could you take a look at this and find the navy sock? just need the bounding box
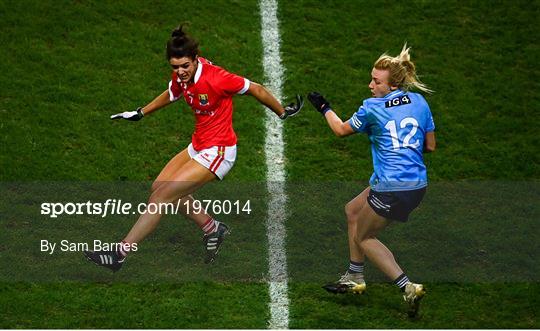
[394,273,410,292]
[348,260,364,274]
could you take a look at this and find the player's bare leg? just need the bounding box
[354,201,425,317]
[128,159,230,263]
[152,148,214,227]
[84,159,218,271]
[345,187,370,263]
[354,207,400,279]
[124,159,216,244]
[322,188,369,295]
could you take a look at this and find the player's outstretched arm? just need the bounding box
[307,92,354,137]
[110,90,172,121]
[246,82,303,120]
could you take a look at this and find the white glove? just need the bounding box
[111,107,144,121]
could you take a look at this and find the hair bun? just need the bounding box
[171,26,185,39]
[166,23,199,61]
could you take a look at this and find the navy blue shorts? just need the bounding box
[367,187,426,222]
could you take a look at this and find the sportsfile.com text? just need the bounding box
[40,199,252,218]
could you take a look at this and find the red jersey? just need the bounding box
[168,57,250,151]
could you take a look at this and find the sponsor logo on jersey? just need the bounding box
[194,109,215,116]
[385,95,411,108]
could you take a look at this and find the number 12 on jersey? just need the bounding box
[384,117,420,150]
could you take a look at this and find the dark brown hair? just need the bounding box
[166,24,199,60]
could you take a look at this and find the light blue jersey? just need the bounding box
[348,90,435,192]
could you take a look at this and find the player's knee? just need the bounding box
[147,192,161,206]
[353,234,364,248]
[345,202,358,224]
[357,237,372,250]
[151,180,165,193]
[148,188,171,205]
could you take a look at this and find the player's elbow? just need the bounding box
[333,123,353,137]
[334,128,348,137]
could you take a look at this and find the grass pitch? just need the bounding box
[1,0,539,328]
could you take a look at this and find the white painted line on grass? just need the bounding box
[259,0,290,329]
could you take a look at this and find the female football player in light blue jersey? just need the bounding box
[308,44,436,317]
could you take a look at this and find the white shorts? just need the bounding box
[188,143,237,180]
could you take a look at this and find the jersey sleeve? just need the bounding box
[425,107,435,132]
[213,67,250,96]
[348,102,369,133]
[416,93,435,132]
[168,73,183,102]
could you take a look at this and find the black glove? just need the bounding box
[307,92,331,115]
[279,94,304,120]
[110,107,144,121]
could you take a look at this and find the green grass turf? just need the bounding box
[288,282,539,329]
[0,0,268,181]
[0,282,269,328]
[1,0,539,328]
[280,0,540,180]
[284,182,539,328]
[0,0,271,328]
[279,0,539,328]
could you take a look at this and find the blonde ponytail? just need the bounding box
[374,44,432,94]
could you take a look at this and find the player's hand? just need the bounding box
[280,94,304,120]
[307,92,331,115]
[110,107,144,121]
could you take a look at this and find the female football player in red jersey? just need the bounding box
[85,24,302,269]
